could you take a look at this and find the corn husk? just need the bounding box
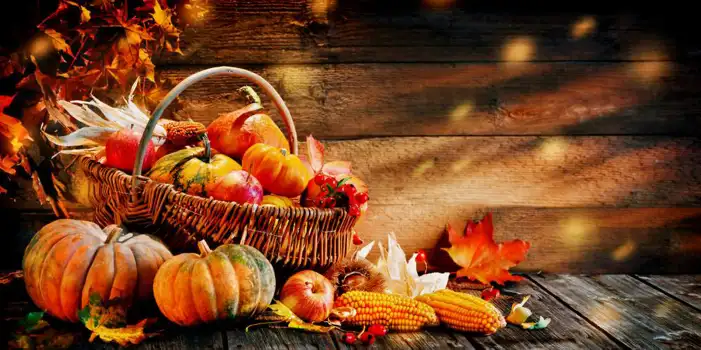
[354,232,449,297]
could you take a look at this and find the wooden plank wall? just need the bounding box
[2,1,701,273]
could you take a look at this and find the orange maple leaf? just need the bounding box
[442,212,530,285]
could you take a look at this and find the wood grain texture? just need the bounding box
[531,274,701,349]
[333,329,474,349]
[226,327,337,349]
[156,1,699,64]
[162,63,701,138]
[636,275,701,311]
[450,278,621,349]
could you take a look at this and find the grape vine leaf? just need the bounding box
[442,212,531,285]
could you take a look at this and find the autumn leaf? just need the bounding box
[9,311,77,349]
[0,270,23,285]
[306,135,324,173]
[79,5,91,23]
[442,212,531,285]
[138,49,156,83]
[248,301,335,333]
[79,293,157,346]
[1,95,32,158]
[43,30,73,56]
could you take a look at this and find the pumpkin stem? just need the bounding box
[198,239,213,257]
[200,133,212,163]
[104,225,124,244]
[237,86,262,106]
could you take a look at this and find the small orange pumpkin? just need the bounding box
[152,240,276,326]
[242,143,311,197]
[22,219,173,322]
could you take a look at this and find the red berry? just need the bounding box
[352,233,364,245]
[415,249,427,264]
[348,205,361,216]
[367,324,387,337]
[359,332,376,345]
[481,287,500,301]
[325,176,338,188]
[314,173,326,186]
[354,192,369,204]
[345,184,357,195]
[343,332,357,344]
[323,197,336,208]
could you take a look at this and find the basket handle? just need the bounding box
[130,66,299,201]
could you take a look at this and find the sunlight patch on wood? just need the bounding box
[571,16,597,39]
[561,216,598,246]
[502,37,536,62]
[611,241,636,261]
[539,137,568,162]
[450,101,473,122]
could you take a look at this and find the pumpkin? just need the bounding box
[22,219,173,322]
[207,87,289,159]
[153,240,276,326]
[148,135,241,197]
[242,143,311,197]
[261,194,295,207]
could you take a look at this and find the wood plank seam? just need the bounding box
[631,275,701,313]
[526,275,632,349]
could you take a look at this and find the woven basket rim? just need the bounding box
[79,155,351,217]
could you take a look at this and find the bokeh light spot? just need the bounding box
[502,37,535,62]
[571,16,597,39]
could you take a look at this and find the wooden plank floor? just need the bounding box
[2,274,700,349]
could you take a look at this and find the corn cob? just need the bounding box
[162,120,206,146]
[415,289,506,334]
[334,291,439,332]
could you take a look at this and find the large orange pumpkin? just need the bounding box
[242,143,311,197]
[152,240,276,326]
[22,219,173,322]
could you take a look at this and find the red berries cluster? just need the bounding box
[342,324,387,345]
[481,287,501,301]
[311,173,369,216]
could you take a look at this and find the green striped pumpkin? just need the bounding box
[147,145,240,197]
[152,240,276,326]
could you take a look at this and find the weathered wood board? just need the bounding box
[531,274,701,349]
[157,1,699,64]
[636,275,701,311]
[160,63,701,138]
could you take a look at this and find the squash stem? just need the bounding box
[198,240,213,257]
[200,133,212,163]
[237,86,262,105]
[104,225,124,244]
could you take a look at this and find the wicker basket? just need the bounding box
[77,66,358,271]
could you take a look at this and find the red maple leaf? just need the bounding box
[442,212,531,285]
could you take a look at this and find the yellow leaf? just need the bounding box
[268,300,300,322]
[79,6,91,23]
[288,319,334,333]
[44,29,73,56]
[138,49,155,83]
[86,318,157,347]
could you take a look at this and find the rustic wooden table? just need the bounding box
[2,274,700,349]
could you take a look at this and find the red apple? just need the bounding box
[104,128,156,172]
[205,170,264,204]
[280,270,335,323]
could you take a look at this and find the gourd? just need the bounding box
[22,219,173,322]
[152,240,276,326]
[261,194,295,207]
[242,143,311,197]
[147,134,241,197]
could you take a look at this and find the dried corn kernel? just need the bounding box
[415,289,506,335]
[334,291,439,332]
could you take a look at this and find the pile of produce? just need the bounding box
[46,84,370,216]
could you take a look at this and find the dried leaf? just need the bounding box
[79,293,157,346]
[442,213,531,285]
[306,135,324,173]
[43,29,73,56]
[288,319,334,333]
[268,300,300,322]
[323,160,352,176]
[79,5,91,23]
[0,270,24,285]
[522,316,551,330]
[9,311,77,349]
